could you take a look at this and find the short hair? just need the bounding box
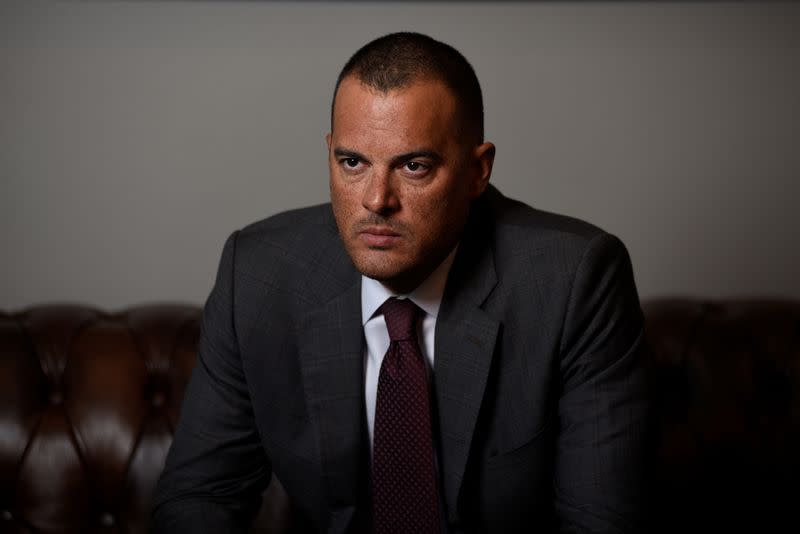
[332,32,484,143]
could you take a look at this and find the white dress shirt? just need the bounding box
[361,247,458,450]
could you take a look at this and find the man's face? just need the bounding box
[327,76,494,293]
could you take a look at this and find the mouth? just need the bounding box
[358,226,402,248]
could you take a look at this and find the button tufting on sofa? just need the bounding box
[2,300,799,533]
[99,512,114,527]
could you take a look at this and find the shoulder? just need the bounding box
[483,185,626,265]
[219,202,359,311]
[472,187,635,313]
[486,186,604,244]
[238,202,335,244]
[220,202,347,294]
[231,202,340,261]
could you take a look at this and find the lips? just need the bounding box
[358,226,401,248]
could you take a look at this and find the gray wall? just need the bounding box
[2,0,799,309]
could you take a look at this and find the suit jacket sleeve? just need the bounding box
[553,233,649,533]
[151,231,271,533]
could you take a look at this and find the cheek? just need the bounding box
[330,177,356,213]
[331,181,371,245]
[330,182,352,233]
[425,175,469,214]
[408,191,463,241]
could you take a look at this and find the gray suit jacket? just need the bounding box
[152,186,648,533]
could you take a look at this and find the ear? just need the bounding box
[469,142,496,198]
[325,133,332,153]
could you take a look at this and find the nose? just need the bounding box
[361,168,399,215]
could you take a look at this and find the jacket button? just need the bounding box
[100,513,114,527]
[2,510,12,521]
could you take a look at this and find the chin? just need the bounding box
[348,251,407,283]
[352,261,402,283]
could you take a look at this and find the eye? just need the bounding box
[400,160,431,178]
[338,157,365,173]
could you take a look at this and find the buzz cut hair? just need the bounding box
[332,32,485,143]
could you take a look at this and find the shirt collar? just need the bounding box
[361,245,458,325]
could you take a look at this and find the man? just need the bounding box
[152,32,648,533]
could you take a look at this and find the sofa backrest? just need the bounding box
[2,300,799,532]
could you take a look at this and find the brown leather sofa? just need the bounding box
[2,300,799,533]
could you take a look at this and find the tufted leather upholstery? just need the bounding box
[1,300,799,532]
[0,305,206,534]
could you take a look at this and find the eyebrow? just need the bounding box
[333,148,367,161]
[390,151,443,167]
[332,147,442,166]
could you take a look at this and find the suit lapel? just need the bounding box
[435,200,500,521]
[295,197,501,527]
[297,216,365,533]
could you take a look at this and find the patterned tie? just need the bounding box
[371,297,441,534]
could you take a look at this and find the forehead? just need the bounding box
[331,77,459,149]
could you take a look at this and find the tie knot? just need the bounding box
[380,297,421,342]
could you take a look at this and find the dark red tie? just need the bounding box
[371,297,441,534]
